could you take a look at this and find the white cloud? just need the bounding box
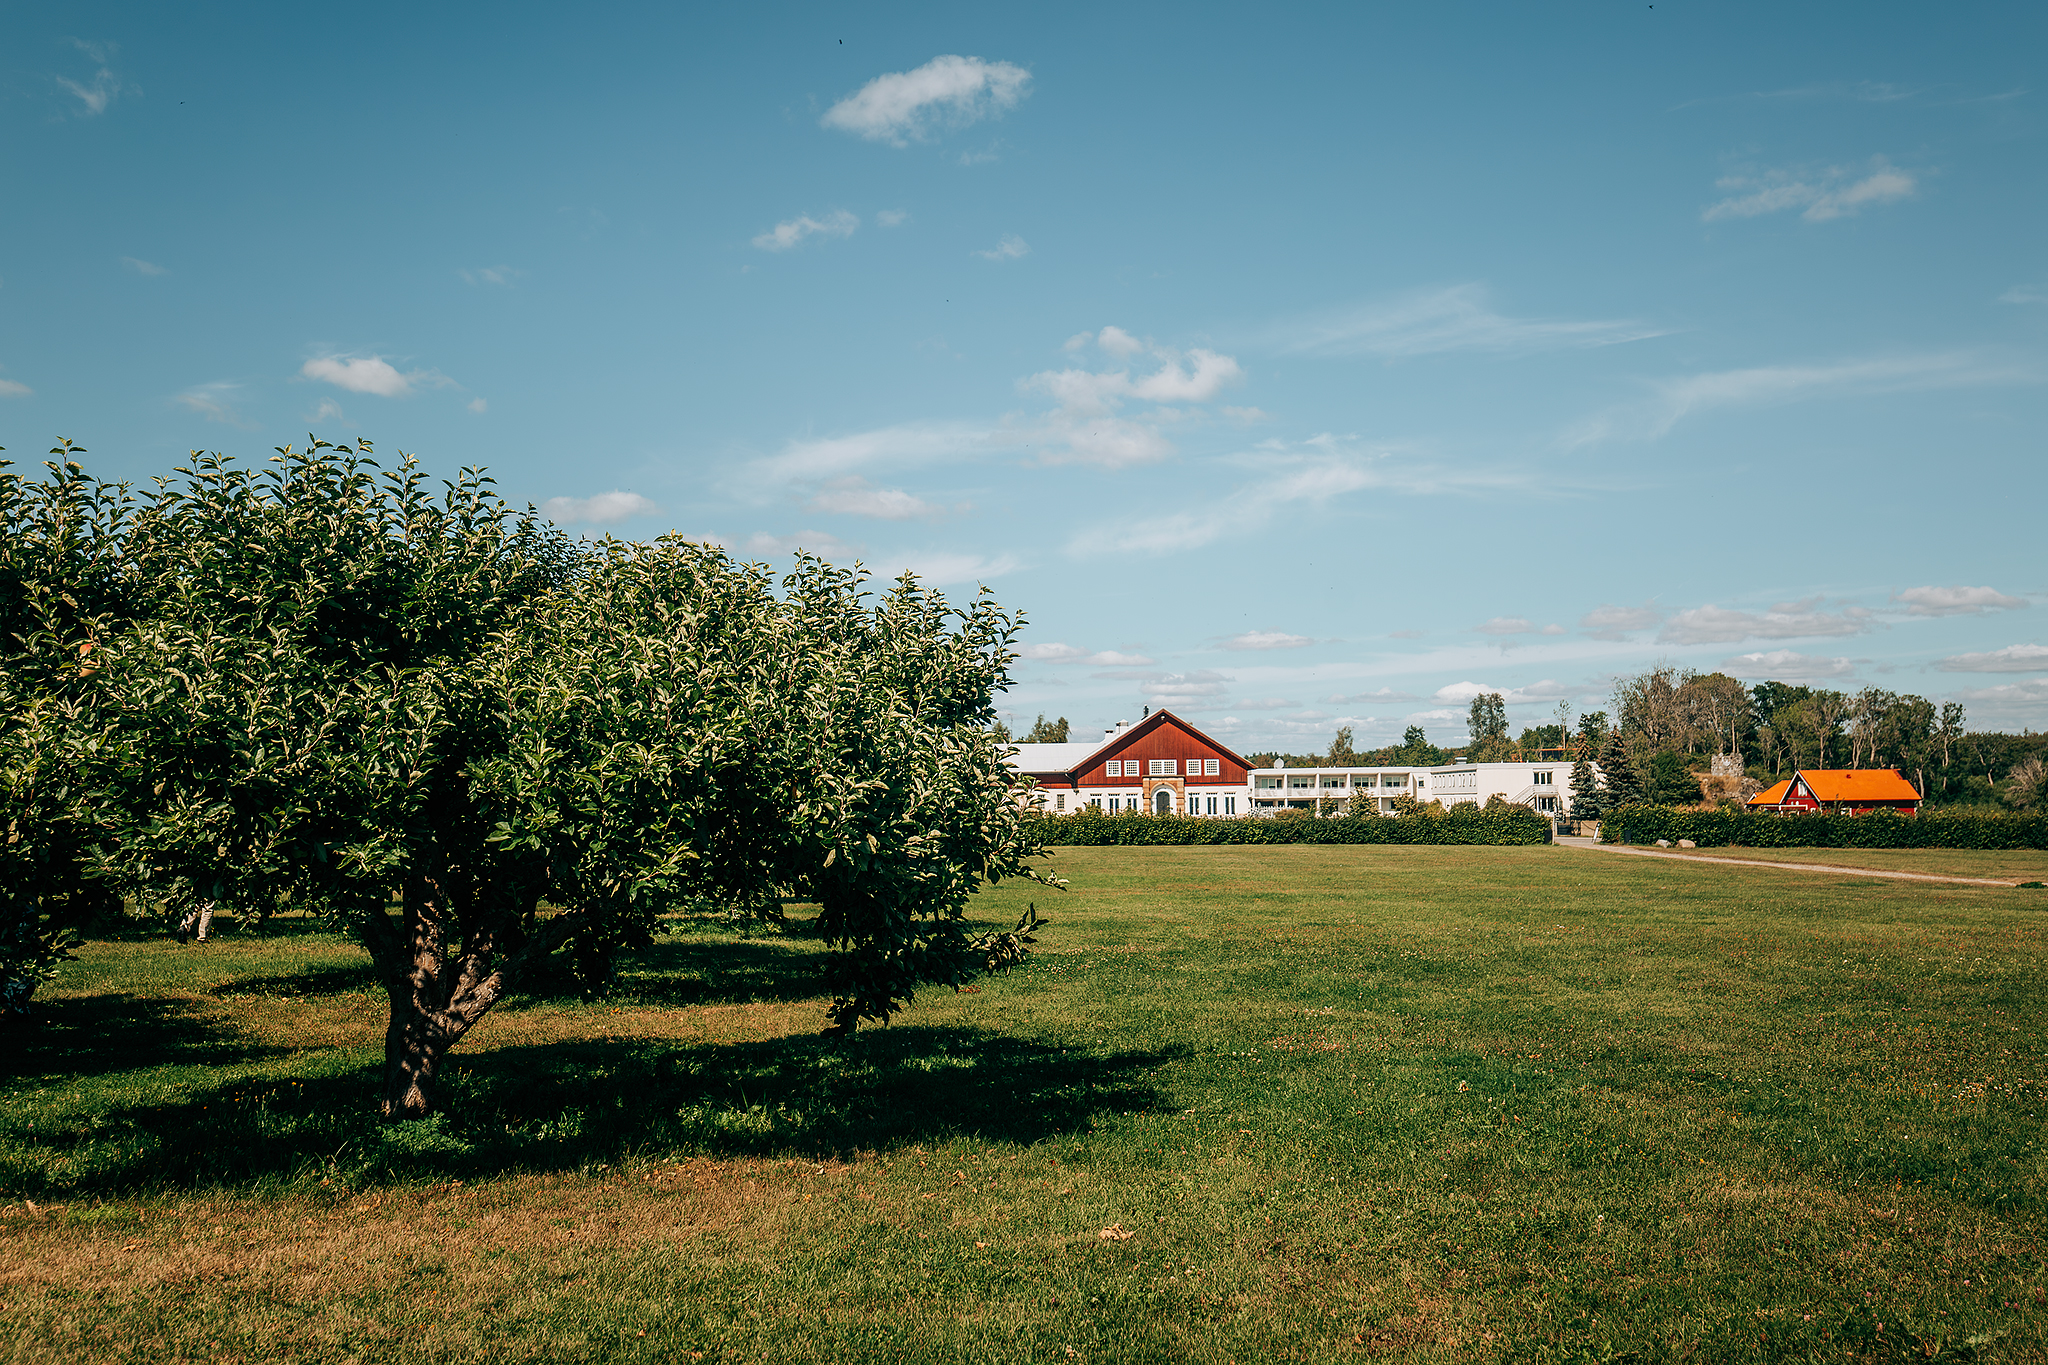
[541,491,660,525]
[1223,630,1312,651]
[876,209,909,227]
[1540,624,1567,636]
[1704,157,1917,222]
[805,476,947,520]
[1579,603,1664,640]
[460,266,524,286]
[2001,284,2048,305]
[742,529,860,559]
[310,397,345,423]
[121,256,166,276]
[1273,284,1666,359]
[1073,436,1525,556]
[1221,406,1269,424]
[1389,629,1423,640]
[1892,585,2027,616]
[1095,326,1145,358]
[1232,697,1297,710]
[1936,643,2048,673]
[752,210,859,252]
[974,234,1030,261]
[744,420,1007,492]
[1721,649,1856,680]
[1475,616,1534,636]
[1565,352,2034,446]
[467,397,487,415]
[821,55,1031,146]
[301,354,450,398]
[871,550,1021,585]
[57,65,126,116]
[1433,679,1573,705]
[1136,670,1233,705]
[1659,600,1872,645]
[1086,650,1156,666]
[1020,338,1246,468]
[1327,688,1420,704]
[1952,678,2048,708]
[174,382,252,427]
[1016,642,1089,663]
[0,370,32,398]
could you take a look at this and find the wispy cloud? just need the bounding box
[467,397,487,415]
[1131,670,1233,706]
[540,491,660,525]
[1223,631,1313,651]
[870,550,1021,585]
[301,354,452,398]
[1565,352,2036,446]
[460,266,525,286]
[0,366,32,399]
[174,381,254,428]
[309,397,346,424]
[752,210,859,252]
[974,234,1030,261]
[2001,284,2048,305]
[744,421,1007,493]
[1474,616,1534,636]
[1016,642,1089,663]
[1721,649,1856,680]
[1327,687,1420,704]
[805,476,951,520]
[57,42,130,116]
[1936,643,2048,674]
[1270,284,1666,359]
[1892,585,2027,616]
[745,529,861,559]
[1432,679,1574,705]
[1658,598,1872,645]
[876,209,909,227]
[1952,678,2048,709]
[1703,156,1917,223]
[120,256,166,276]
[1071,435,1528,556]
[1579,602,1663,640]
[1086,650,1155,667]
[821,55,1030,146]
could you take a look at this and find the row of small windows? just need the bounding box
[1104,758,1220,777]
[1079,794,1237,814]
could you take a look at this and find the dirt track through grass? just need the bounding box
[4,844,2046,1363]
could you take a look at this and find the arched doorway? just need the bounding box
[1153,788,1175,815]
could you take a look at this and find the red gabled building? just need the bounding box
[1746,769,1921,815]
[1008,709,1253,817]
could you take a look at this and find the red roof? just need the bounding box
[1794,769,1921,803]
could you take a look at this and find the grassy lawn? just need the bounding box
[4,844,2046,1363]
[1604,844,2048,883]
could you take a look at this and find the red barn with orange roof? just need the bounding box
[1760,769,1921,815]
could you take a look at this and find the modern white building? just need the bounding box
[1422,760,1588,814]
[1247,766,1431,814]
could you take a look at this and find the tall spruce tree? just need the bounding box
[1569,746,1604,821]
[1598,731,1643,808]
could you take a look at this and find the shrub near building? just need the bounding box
[1043,802,1551,847]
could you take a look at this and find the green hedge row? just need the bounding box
[1039,805,1552,846]
[1600,804,2048,850]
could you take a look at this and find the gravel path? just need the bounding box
[1551,835,2022,887]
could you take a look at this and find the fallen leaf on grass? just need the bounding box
[1099,1224,1134,1241]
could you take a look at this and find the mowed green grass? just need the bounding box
[4,844,2046,1364]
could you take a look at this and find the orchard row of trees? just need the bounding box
[1,441,1054,1117]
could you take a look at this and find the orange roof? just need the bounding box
[1747,779,1791,807]
[1795,769,1921,802]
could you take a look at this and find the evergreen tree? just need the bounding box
[1569,747,1604,820]
[1598,731,1643,807]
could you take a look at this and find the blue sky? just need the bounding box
[7,1,2046,747]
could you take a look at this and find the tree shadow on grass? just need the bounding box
[2,991,287,1083]
[206,963,383,999]
[4,1025,1179,1197]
